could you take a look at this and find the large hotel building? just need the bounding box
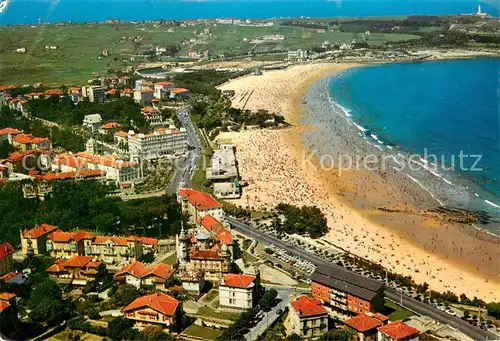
[311,264,385,314]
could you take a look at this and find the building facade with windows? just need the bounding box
[288,295,328,339]
[127,128,188,160]
[20,223,60,256]
[310,264,385,314]
[177,188,224,223]
[45,255,103,286]
[122,293,181,329]
[219,273,257,310]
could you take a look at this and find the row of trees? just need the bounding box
[274,203,329,238]
[0,179,185,246]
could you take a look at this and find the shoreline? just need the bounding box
[218,61,500,301]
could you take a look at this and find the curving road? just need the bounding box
[227,217,496,341]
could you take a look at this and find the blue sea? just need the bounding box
[0,0,499,25]
[327,58,500,230]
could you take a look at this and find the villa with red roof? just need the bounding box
[114,262,174,289]
[12,133,52,151]
[288,295,328,339]
[377,321,420,341]
[219,273,258,310]
[122,292,182,329]
[20,223,60,255]
[0,127,22,144]
[177,188,224,223]
[46,255,104,286]
[344,313,389,341]
[0,243,14,276]
[98,121,122,135]
[22,224,155,267]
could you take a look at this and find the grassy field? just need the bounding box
[384,300,415,321]
[182,325,222,340]
[162,252,178,266]
[197,306,240,321]
[0,22,420,86]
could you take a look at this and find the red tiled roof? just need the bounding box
[48,231,77,243]
[178,188,221,211]
[344,313,383,333]
[100,122,122,129]
[76,152,135,169]
[140,237,158,245]
[52,154,86,169]
[69,87,81,92]
[114,262,174,281]
[0,85,16,92]
[0,301,9,313]
[377,321,420,340]
[114,131,129,138]
[35,170,106,181]
[23,223,59,239]
[199,215,233,245]
[13,133,34,145]
[0,127,22,136]
[0,292,16,301]
[93,236,130,246]
[0,243,14,260]
[43,89,63,96]
[142,106,154,114]
[0,272,21,283]
[373,312,390,322]
[64,256,96,268]
[152,98,159,103]
[8,149,41,163]
[290,295,327,317]
[221,273,256,289]
[190,248,220,260]
[154,82,174,87]
[123,88,134,94]
[106,89,118,95]
[170,88,189,94]
[123,292,180,317]
[45,259,68,273]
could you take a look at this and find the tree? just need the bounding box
[0,305,20,338]
[486,302,500,319]
[319,328,357,341]
[0,140,13,159]
[259,288,278,312]
[107,316,134,340]
[286,334,302,341]
[141,326,170,341]
[113,284,140,307]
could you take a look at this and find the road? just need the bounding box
[167,107,202,195]
[245,287,293,341]
[227,217,496,341]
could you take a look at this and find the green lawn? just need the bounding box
[197,306,240,321]
[201,289,219,303]
[162,252,178,266]
[384,300,415,321]
[0,22,421,86]
[242,251,259,264]
[183,325,222,340]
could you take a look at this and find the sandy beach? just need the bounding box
[217,63,500,302]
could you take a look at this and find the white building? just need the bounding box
[82,114,103,131]
[177,188,225,224]
[288,295,328,339]
[127,128,188,160]
[154,82,175,99]
[180,270,205,294]
[133,89,154,105]
[288,49,309,62]
[219,273,257,310]
[82,86,105,104]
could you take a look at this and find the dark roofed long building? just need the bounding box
[311,264,385,314]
